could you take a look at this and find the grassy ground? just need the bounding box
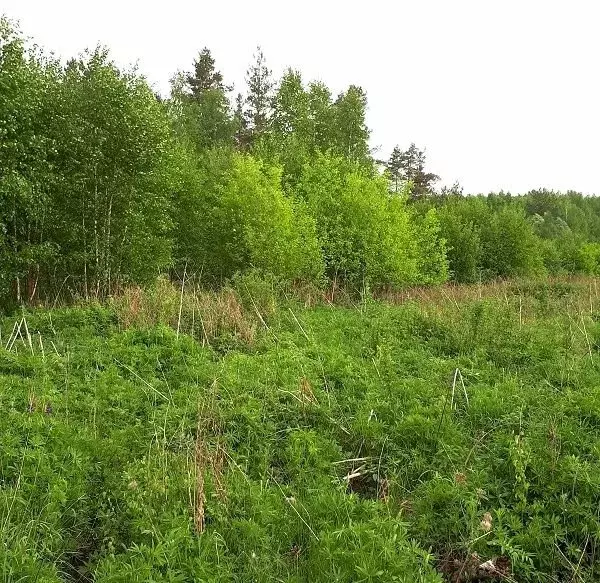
[2,277,600,582]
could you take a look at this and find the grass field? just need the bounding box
[2,277,600,582]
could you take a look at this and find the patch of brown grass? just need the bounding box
[111,278,258,345]
[376,275,599,307]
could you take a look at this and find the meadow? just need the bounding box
[4,11,600,583]
[2,276,600,582]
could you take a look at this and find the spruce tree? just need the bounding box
[186,47,225,99]
[172,47,235,151]
[233,92,250,151]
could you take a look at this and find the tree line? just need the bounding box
[1,16,599,307]
[425,189,600,283]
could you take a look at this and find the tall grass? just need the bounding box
[2,277,600,581]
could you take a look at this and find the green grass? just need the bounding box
[2,279,600,581]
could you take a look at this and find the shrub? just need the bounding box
[297,154,422,289]
[481,207,544,278]
[438,207,482,283]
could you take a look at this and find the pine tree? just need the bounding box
[244,47,273,144]
[387,146,404,193]
[233,92,250,151]
[386,143,439,198]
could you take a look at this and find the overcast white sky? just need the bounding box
[3,0,600,194]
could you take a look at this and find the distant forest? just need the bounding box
[2,16,599,306]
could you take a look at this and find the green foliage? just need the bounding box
[50,48,174,293]
[219,155,324,281]
[259,70,371,190]
[331,85,371,167]
[169,146,236,280]
[244,47,274,145]
[0,24,449,300]
[298,154,422,288]
[412,208,449,285]
[3,282,600,581]
[260,69,315,188]
[6,15,600,583]
[578,242,600,274]
[170,83,236,152]
[169,48,236,152]
[438,206,482,283]
[171,152,324,283]
[0,24,175,304]
[0,18,58,304]
[481,206,544,278]
[429,196,546,282]
[7,17,600,300]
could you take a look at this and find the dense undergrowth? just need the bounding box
[2,277,600,581]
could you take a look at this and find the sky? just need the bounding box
[3,0,600,194]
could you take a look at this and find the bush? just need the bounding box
[297,154,422,289]
[438,207,482,283]
[221,155,325,282]
[481,207,544,278]
[172,152,324,285]
[412,208,449,285]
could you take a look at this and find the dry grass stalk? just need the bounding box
[298,376,317,406]
[176,264,187,339]
[27,392,37,413]
[211,439,227,502]
[193,384,227,534]
[375,275,598,308]
[377,477,390,502]
[193,422,206,534]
